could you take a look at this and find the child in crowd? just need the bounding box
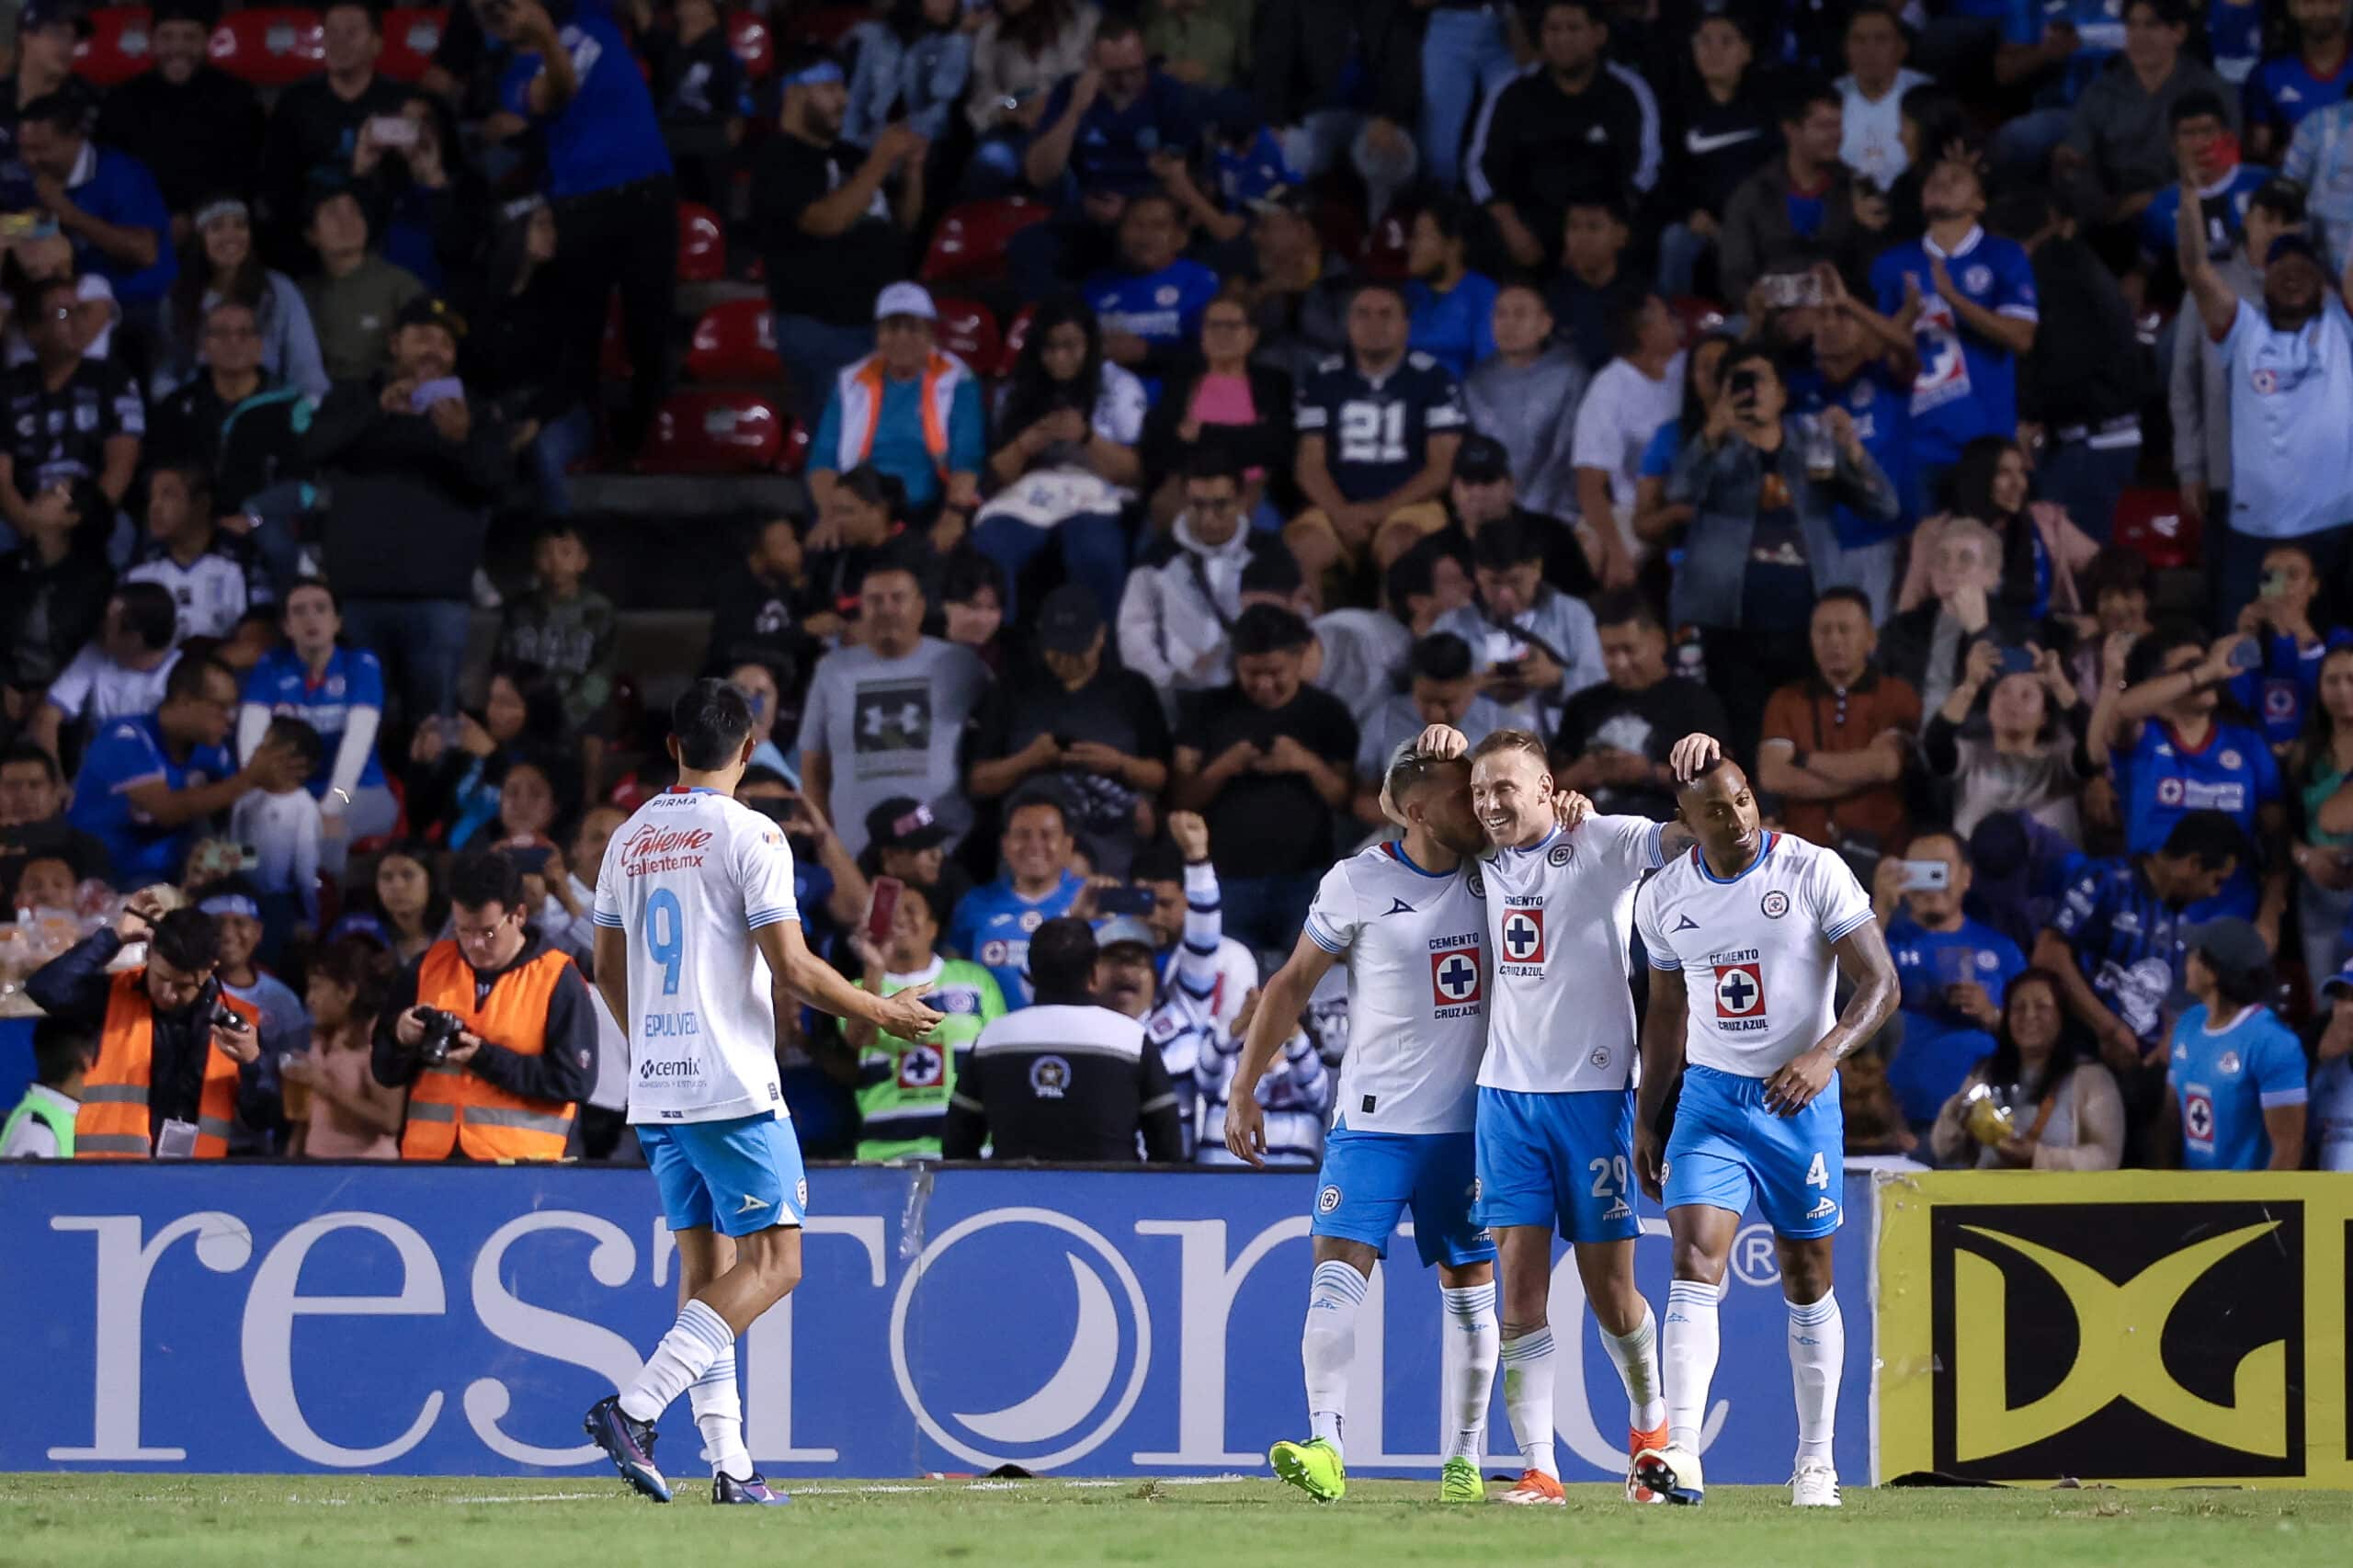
[231,717,325,940]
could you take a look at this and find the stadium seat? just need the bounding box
[677,201,726,283]
[996,301,1036,376]
[379,6,446,82]
[75,7,155,87]
[208,7,324,87]
[920,197,1049,284]
[727,10,772,80]
[786,3,867,45]
[2111,487,2200,571]
[933,296,1001,373]
[1668,295,1730,339]
[685,298,781,382]
[1358,209,1411,281]
[642,390,792,473]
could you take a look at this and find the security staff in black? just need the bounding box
[944,916,1187,1162]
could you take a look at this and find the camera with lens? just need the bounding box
[413,1006,467,1066]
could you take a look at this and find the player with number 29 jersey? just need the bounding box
[594,785,802,1124]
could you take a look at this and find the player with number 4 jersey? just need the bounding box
[1630,752,1895,1511]
[585,680,942,1508]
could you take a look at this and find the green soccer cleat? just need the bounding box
[1438,1457,1484,1504]
[1270,1437,1347,1502]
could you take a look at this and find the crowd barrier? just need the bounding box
[1875,1170,2353,1488]
[3,1164,1874,1481]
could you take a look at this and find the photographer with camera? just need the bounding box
[25,890,267,1158]
[370,846,597,1161]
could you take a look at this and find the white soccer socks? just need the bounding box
[1497,1326,1558,1479]
[1787,1290,1844,1468]
[1600,1301,1667,1432]
[1302,1259,1368,1460]
[689,1342,752,1481]
[1439,1282,1500,1463]
[619,1298,733,1425]
[1661,1279,1721,1453]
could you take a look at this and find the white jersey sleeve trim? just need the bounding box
[1642,820,1666,871]
[2262,1086,2311,1108]
[1647,950,1682,970]
[591,909,625,928]
[1305,918,1347,954]
[1824,910,1873,944]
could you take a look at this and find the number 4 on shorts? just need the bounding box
[1804,1151,1829,1188]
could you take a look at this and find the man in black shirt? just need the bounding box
[754,46,925,424]
[1553,591,1730,821]
[943,916,1187,1162]
[0,276,142,550]
[95,0,266,223]
[1430,434,1598,600]
[963,585,1172,878]
[0,741,109,888]
[256,0,420,265]
[0,477,108,711]
[1472,0,1650,269]
[1173,605,1358,963]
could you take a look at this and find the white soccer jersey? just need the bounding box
[1476,814,1665,1095]
[1303,842,1489,1135]
[1633,831,1873,1077]
[592,785,801,1125]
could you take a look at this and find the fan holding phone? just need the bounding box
[1871,832,2028,1133]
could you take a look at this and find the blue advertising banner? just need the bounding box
[0,1165,1874,1483]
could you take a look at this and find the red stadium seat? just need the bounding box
[208,7,324,87]
[779,416,811,476]
[686,298,780,382]
[642,390,792,473]
[2111,487,2201,570]
[379,6,447,82]
[677,202,726,283]
[786,4,867,46]
[920,197,1049,284]
[997,302,1036,377]
[75,7,155,87]
[933,296,1001,373]
[727,10,772,80]
[1667,295,1730,340]
[1358,209,1411,281]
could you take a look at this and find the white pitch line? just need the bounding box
[445,1493,610,1505]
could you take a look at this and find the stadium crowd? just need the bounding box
[1,0,2351,1176]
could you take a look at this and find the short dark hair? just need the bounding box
[1592,589,1662,633]
[2081,544,2153,604]
[1004,786,1072,837]
[938,547,1006,609]
[149,908,221,973]
[532,517,586,550]
[1813,586,1874,622]
[1184,441,1245,485]
[1470,515,1543,573]
[1537,0,1606,26]
[19,92,87,134]
[1846,2,1905,35]
[672,677,755,770]
[117,582,178,653]
[152,461,213,509]
[1384,744,1469,809]
[2123,621,2207,687]
[1779,75,1842,127]
[1094,15,1143,49]
[1409,631,1474,683]
[447,847,527,914]
[2161,809,2248,871]
[2125,0,2192,28]
[740,764,790,793]
[2250,177,2306,223]
[1385,538,1446,610]
[896,878,943,930]
[2207,949,2275,1007]
[858,544,930,597]
[1239,547,1303,599]
[1130,840,1185,884]
[164,654,233,706]
[1231,603,1312,656]
[2170,88,2229,129]
[283,575,339,618]
[265,717,324,773]
[1027,915,1099,994]
[31,1016,97,1086]
[0,741,60,782]
[1347,277,1408,312]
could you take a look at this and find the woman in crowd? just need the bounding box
[1930,968,2123,1169]
[369,844,448,968]
[803,465,912,642]
[1631,329,1736,548]
[1901,435,2097,624]
[1141,291,1294,528]
[727,658,793,777]
[282,942,403,1160]
[846,0,973,147]
[404,666,570,844]
[977,294,1144,619]
[153,195,330,401]
[1881,516,2038,714]
[1401,198,1498,379]
[2290,644,2353,986]
[940,551,1010,674]
[238,579,400,872]
[1923,634,2092,839]
[963,0,1097,193]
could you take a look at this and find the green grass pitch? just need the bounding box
[3,1474,2348,1568]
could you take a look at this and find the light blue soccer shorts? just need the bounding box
[1474,1085,1643,1244]
[1662,1062,1844,1238]
[1312,1121,1495,1268]
[638,1112,809,1237]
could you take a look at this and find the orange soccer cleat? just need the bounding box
[1498,1469,1566,1506]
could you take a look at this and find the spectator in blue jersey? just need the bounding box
[239,578,399,871]
[2136,92,2275,261]
[16,91,176,313]
[1401,199,1499,381]
[2313,967,2353,1168]
[68,654,300,888]
[2035,809,2245,1150]
[949,790,1089,1008]
[1788,265,1918,619]
[2245,0,2353,165]
[1863,155,2039,509]
[2053,0,2236,229]
[1927,968,2124,1169]
[809,283,988,529]
[976,295,1146,619]
[1870,829,2029,1134]
[1013,18,1199,295]
[2291,645,2353,983]
[2229,542,2353,756]
[2177,168,2353,620]
[2167,916,2307,1168]
[1082,190,1220,398]
[1287,281,1468,589]
[482,0,675,458]
[2095,625,2287,931]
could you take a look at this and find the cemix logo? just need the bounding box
[1932,1201,2304,1480]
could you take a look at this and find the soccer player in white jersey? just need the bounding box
[1225,743,1508,1506]
[1436,725,1712,1506]
[1630,755,1895,1509]
[584,680,942,1505]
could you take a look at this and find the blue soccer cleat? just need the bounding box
[584,1395,671,1503]
[713,1471,791,1506]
